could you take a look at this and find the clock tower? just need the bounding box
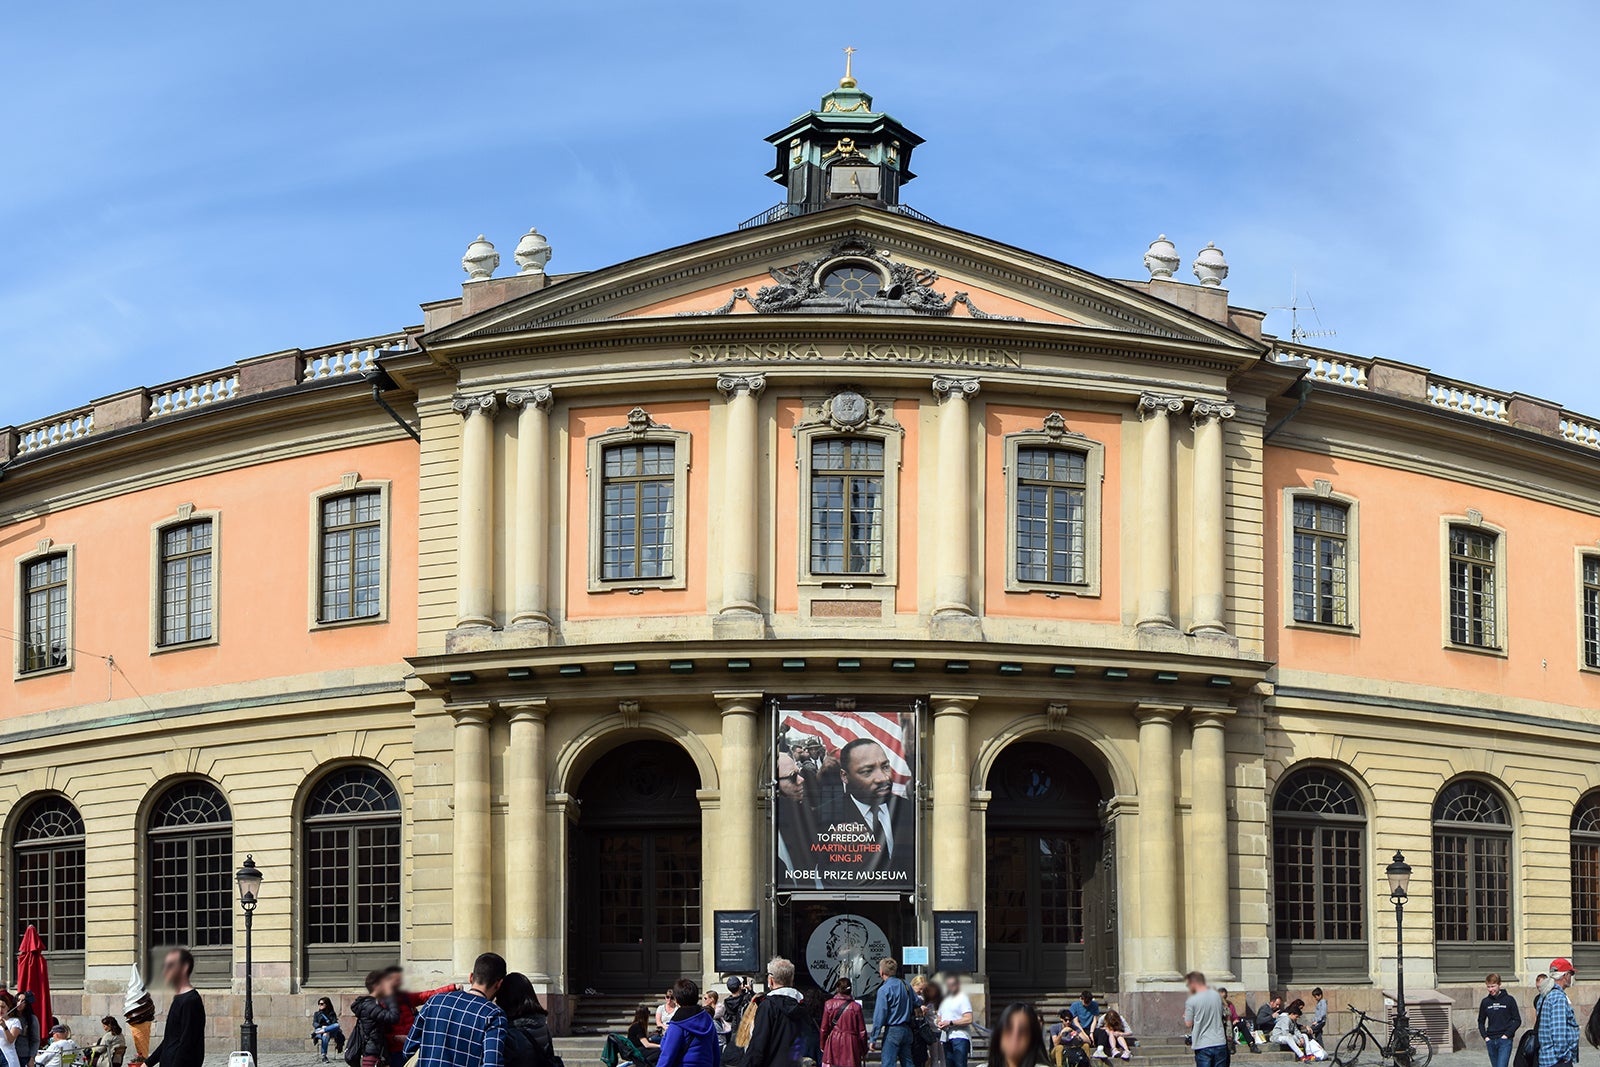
[765,50,924,216]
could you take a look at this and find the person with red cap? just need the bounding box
[1536,959,1579,1067]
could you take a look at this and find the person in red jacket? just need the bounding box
[382,967,459,1067]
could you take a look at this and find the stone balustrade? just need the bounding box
[0,330,413,465]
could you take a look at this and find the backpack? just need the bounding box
[342,1021,363,1067]
[1513,1029,1539,1067]
[1587,999,1600,1050]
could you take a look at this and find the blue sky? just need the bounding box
[3,2,1597,426]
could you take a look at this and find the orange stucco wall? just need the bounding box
[773,396,921,615]
[982,406,1123,621]
[0,440,418,720]
[1266,446,1600,705]
[563,401,710,620]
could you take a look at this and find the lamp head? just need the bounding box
[1386,850,1412,900]
[236,855,265,910]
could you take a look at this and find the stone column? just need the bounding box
[450,701,494,973]
[453,393,498,628]
[932,377,981,619]
[1189,708,1233,977]
[505,699,549,977]
[1190,401,1235,635]
[715,375,766,617]
[930,694,978,911]
[715,693,763,912]
[507,387,554,630]
[1136,394,1183,630]
[1134,704,1181,978]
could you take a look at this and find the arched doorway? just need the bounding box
[985,741,1113,995]
[569,740,702,991]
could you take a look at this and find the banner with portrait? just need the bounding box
[773,702,919,893]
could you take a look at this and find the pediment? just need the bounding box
[424,205,1259,352]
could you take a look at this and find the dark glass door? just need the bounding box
[571,741,703,991]
[985,832,1088,987]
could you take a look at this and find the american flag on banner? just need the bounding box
[777,707,913,793]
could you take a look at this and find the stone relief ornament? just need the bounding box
[1040,411,1084,441]
[462,235,499,281]
[1144,234,1180,280]
[796,388,901,436]
[513,228,552,276]
[680,236,1023,320]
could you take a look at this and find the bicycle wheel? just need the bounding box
[1333,1029,1368,1067]
[1402,1029,1433,1067]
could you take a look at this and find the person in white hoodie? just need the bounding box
[1270,1004,1326,1062]
[34,1025,79,1067]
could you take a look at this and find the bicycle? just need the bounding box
[1332,1005,1434,1067]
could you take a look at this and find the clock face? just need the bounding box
[830,391,868,427]
[829,165,881,196]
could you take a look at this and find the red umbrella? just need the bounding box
[16,925,52,1038]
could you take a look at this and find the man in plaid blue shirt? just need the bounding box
[405,953,508,1067]
[1537,958,1580,1067]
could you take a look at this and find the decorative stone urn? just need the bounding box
[514,228,553,275]
[462,235,499,281]
[1192,242,1229,286]
[1143,234,1180,280]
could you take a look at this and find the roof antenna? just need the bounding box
[1271,273,1337,344]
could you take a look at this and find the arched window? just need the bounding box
[303,766,402,980]
[1572,793,1600,968]
[146,781,232,985]
[1433,779,1513,979]
[1272,767,1366,982]
[12,796,86,986]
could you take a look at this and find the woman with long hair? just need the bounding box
[312,998,345,1062]
[996,1003,1050,1067]
[1100,1011,1132,1061]
[495,973,554,1067]
[630,1004,663,1066]
[821,979,867,1067]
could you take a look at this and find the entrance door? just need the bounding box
[571,741,702,991]
[985,742,1109,993]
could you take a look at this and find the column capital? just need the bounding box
[502,698,549,722]
[452,392,498,417]
[932,376,981,402]
[714,691,764,716]
[929,693,979,716]
[506,385,554,411]
[447,700,494,725]
[1188,704,1236,729]
[1137,392,1186,418]
[716,373,767,398]
[1133,702,1183,724]
[1190,399,1236,425]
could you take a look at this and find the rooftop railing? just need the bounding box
[737,200,938,230]
[3,330,414,465]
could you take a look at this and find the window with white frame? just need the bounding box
[158,520,215,646]
[1002,420,1104,597]
[1292,499,1351,626]
[20,552,70,674]
[585,412,691,592]
[319,490,384,623]
[1448,524,1500,648]
[809,436,886,576]
[1583,555,1600,669]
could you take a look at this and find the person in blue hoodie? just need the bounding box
[658,979,722,1067]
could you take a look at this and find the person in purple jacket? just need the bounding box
[658,979,722,1067]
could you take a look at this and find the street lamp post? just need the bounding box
[1386,851,1413,1067]
[236,856,265,1064]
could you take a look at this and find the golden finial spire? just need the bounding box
[840,46,858,89]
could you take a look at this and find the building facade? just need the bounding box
[6,75,1600,1047]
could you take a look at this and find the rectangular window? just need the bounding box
[1292,500,1350,626]
[809,437,885,575]
[1448,526,1499,648]
[159,521,214,645]
[1584,556,1600,669]
[600,443,676,581]
[1015,448,1087,585]
[319,491,383,622]
[21,554,69,673]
